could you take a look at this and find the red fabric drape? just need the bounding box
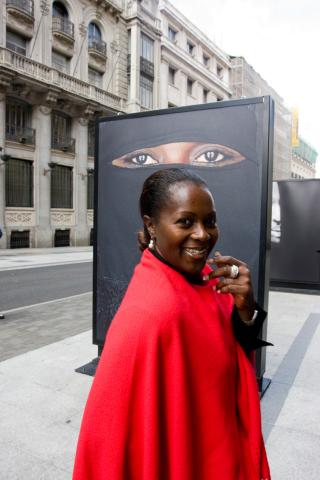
[73,249,270,479]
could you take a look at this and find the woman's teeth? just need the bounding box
[184,247,207,258]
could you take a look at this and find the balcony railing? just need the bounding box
[6,0,34,17]
[6,126,35,145]
[140,56,154,79]
[88,38,107,57]
[52,16,74,39]
[0,47,124,111]
[51,135,75,154]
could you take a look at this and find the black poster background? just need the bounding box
[271,179,320,288]
[94,97,274,377]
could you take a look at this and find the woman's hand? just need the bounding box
[203,251,255,324]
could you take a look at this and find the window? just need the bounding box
[88,121,95,157]
[203,54,210,67]
[217,64,224,79]
[140,74,153,109]
[187,41,194,55]
[140,32,154,62]
[6,30,27,56]
[52,1,73,37]
[52,50,70,74]
[168,67,176,85]
[187,78,193,96]
[88,68,103,88]
[6,98,33,143]
[88,22,106,55]
[51,165,73,208]
[203,88,209,103]
[217,96,223,102]
[168,26,177,43]
[88,22,102,42]
[52,1,68,18]
[51,112,74,152]
[5,158,33,207]
[87,173,94,209]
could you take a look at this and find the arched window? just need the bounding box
[88,22,102,42]
[52,1,68,18]
[88,22,106,56]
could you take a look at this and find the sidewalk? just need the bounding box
[0,247,93,271]
[0,289,320,479]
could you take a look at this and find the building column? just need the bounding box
[159,61,169,108]
[127,22,140,112]
[0,92,6,247]
[34,105,52,247]
[74,117,89,246]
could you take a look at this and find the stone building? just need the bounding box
[0,0,235,249]
[0,0,313,249]
[230,56,292,180]
[291,138,318,179]
[0,0,127,248]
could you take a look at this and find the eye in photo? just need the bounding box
[112,141,245,168]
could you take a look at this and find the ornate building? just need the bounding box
[291,138,317,179]
[0,0,315,248]
[0,0,127,248]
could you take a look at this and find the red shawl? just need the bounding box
[73,249,270,479]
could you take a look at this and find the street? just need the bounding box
[0,262,92,311]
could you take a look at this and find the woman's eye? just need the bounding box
[194,150,226,165]
[191,146,245,167]
[178,218,192,227]
[129,153,158,166]
[206,219,216,228]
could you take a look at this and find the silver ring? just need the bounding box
[230,264,239,279]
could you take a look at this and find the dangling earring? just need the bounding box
[148,238,155,249]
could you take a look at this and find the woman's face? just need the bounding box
[112,141,245,168]
[145,182,219,275]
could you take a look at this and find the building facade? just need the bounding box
[230,56,292,180]
[291,138,317,179]
[0,0,127,248]
[0,0,316,249]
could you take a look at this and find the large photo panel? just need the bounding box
[94,97,274,346]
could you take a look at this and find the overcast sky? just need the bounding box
[171,0,320,176]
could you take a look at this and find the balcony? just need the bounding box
[0,47,125,112]
[140,57,154,79]
[52,16,74,56]
[51,134,75,154]
[6,0,34,37]
[89,38,107,57]
[6,126,35,146]
[88,38,107,73]
[52,17,74,39]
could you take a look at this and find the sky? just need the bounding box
[171,0,320,176]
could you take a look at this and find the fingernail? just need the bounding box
[214,251,220,257]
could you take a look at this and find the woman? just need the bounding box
[73,168,271,480]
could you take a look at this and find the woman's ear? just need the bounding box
[143,215,155,238]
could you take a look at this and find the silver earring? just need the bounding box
[148,238,155,249]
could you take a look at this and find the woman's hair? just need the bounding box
[138,168,208,251]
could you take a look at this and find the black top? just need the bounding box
[149,248,272,355]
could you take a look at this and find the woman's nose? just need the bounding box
[191,223,210,240]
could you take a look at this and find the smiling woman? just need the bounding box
[112,141,245,168]
[73,168,271,480]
